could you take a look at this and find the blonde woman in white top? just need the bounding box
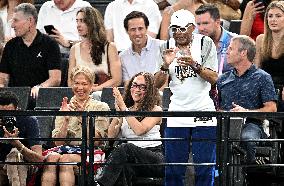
[68,7,122,96]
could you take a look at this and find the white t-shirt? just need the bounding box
[104,0,161,51]
[167,34,218,127]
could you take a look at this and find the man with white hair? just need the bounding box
[155,9,218,186]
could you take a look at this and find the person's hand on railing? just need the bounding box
[230,102,248,112]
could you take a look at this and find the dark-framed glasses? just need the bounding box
[170,24,192,33]
[131,82,147,91]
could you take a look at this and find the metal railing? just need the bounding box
[0,110,283,185]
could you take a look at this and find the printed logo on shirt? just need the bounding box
[37,52,42,58]
[175,66,197,81]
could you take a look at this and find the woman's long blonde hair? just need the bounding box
[261,1,284,61]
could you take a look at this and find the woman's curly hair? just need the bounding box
[123,72,162,121]
[76,7,107,65]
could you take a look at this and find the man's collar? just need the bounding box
[233,64,256,77]
[130,35,150,54]
[50,0,79,12]
[219,27,229,43]
[19,30,42,47]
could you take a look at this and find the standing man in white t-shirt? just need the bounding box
[155,9,218,186]
[104,0,162,52]
[37,0,91,55]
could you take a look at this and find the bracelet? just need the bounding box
[190,61,202,74]
[160,65,169,73]
[19,144,25,153]
[67,40,74,48]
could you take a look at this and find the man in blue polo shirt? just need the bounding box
[217,35,277,164]
[0,3,61,103]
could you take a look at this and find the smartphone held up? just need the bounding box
[44,25,56,35]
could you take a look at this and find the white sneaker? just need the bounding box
[262,119,270,137]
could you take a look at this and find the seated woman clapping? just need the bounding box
[96,72,164,186]
[41,66,110,186]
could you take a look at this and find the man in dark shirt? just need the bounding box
[217,35,277,164]
[0,91,43,185]
[0,3,61,99]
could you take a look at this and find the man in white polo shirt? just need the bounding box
[104,0,161,52]
[120,11,165,85]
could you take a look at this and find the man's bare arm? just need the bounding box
[30,69,61,98]
[13,141,44,162]
[198,67,218,85]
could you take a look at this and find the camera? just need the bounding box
[0,116,17,137]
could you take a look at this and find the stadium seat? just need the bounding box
[0,87,31,110]
[229,20,242,34]
[101,87,124,110]
[35,87,73,110]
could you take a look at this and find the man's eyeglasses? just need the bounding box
[170,24,192,33]
[131,82,147,91]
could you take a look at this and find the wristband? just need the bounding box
[160,65,169,73]
[19,144,25,153]
[190,61,202,74]
[67,40,74,48]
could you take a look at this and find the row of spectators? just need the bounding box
[0,0,283,185]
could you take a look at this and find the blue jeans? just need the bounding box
[164,127,216,186]
[240,122,267,163]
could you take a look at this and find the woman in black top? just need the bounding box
[255,1,284,110]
